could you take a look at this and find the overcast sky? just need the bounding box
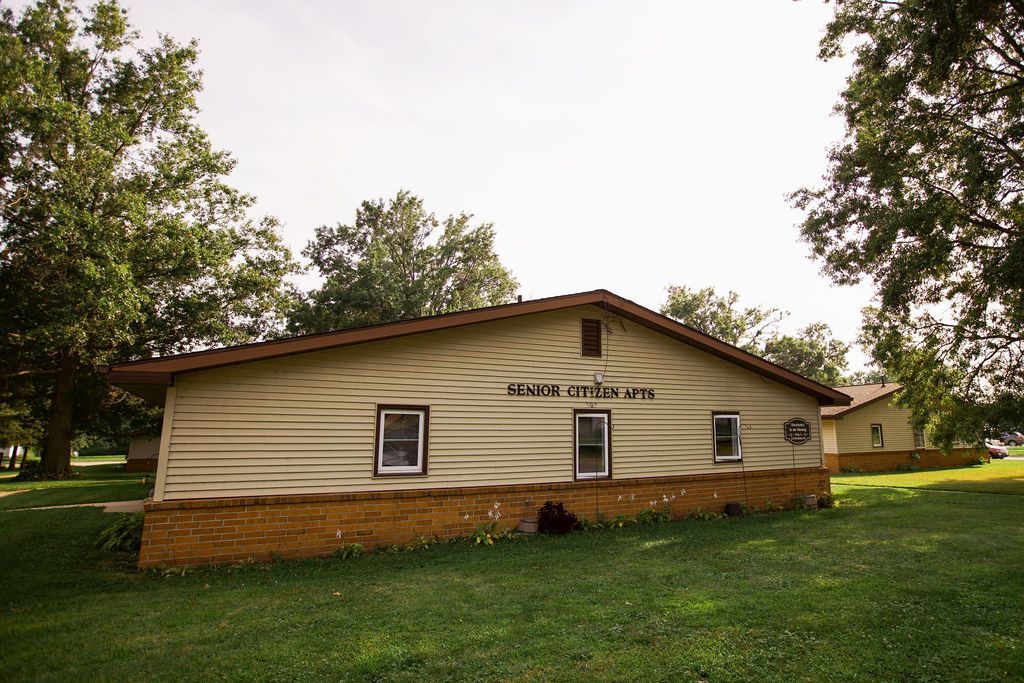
[44,0,877,367]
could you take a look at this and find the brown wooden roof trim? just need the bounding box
[103,289,852,406]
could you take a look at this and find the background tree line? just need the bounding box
[659,285,880,387]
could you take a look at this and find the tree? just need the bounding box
[762,322,851,386]
[790,1,1024,442]
[841,368,888,386]
[0,1,295,477]
[661,285,851,385]
[660,285,787,353]
[287,190,518,334]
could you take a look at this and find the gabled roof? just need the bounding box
[821,382,902,418]
[102,289,852,406]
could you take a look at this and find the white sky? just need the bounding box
[37,0,879,367]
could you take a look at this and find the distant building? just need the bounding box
[126,430,160,473]
[822,383,985,472]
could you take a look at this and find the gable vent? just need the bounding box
[581,319,602,357]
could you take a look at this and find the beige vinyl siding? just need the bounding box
[833,398,916,453]
[159,305,824,501]
[822,419,838,454]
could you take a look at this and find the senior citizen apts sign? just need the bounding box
[506,383,656,400]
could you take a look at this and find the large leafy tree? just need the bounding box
[0,1,295,476]
[660,285,850,385]
[790,0,1024,442]
[763,322,851,386]
[288,190,518,334]
[661,285,787,354]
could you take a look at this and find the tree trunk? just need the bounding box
[39,355,77,478]
[9,445,20,470]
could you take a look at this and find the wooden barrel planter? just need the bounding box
[518,516,538,534]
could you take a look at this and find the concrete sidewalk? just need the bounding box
[11,499,146,513]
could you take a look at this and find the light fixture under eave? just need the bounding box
[593,372,604,385]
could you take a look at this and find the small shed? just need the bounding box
[126,430,160,473]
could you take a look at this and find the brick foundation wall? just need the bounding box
[139,467,830,568]
[824,447,986,473]
[125,458,159,473]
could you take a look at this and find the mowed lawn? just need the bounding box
[0,464,152,511]
[833,458,1024,495]
[1,466,1022,682]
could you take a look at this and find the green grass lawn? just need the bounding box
[0,464,151,511]
[0,483,1021,681]
[833,459,1024,495]
[1008,445,1024,457]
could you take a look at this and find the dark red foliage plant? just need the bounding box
[536,501,579,535]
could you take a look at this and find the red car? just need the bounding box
[987,442,1009,459]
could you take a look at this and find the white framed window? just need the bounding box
[871,423,884,448]
[913,427,925,449]
[712,412,742,462]
[375,406,428,476]
[575,410,610,479]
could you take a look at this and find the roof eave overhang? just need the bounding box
[105,290,852,407]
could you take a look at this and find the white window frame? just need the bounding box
[575,412,610,479]
[376,407,426,475]
[713,413,743,463]
[871,423,884,448]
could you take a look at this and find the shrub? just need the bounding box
[96,512,144,553]
[537,501,579,534]
[471,521,499,545]
[817,492,834,509]
[686,508,722,521]
[840,465,862,473]
[763,500,781,513]
[895,463,919,472]
[333,543,364,559]
[635,507,671,524]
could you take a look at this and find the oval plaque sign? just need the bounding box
[784,418,811,445]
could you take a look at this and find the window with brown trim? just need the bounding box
[712,412,742,462]
[581,318,602,357]
[375,405,429,476]
[575,409,611,479]
[871,423,884,448]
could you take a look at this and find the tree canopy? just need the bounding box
[791,0,1024,442]
[661,285,786,354]
[0,0,295,475]
[287,190,518,334]
[660,285,852,386]
[763,322,851,387]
